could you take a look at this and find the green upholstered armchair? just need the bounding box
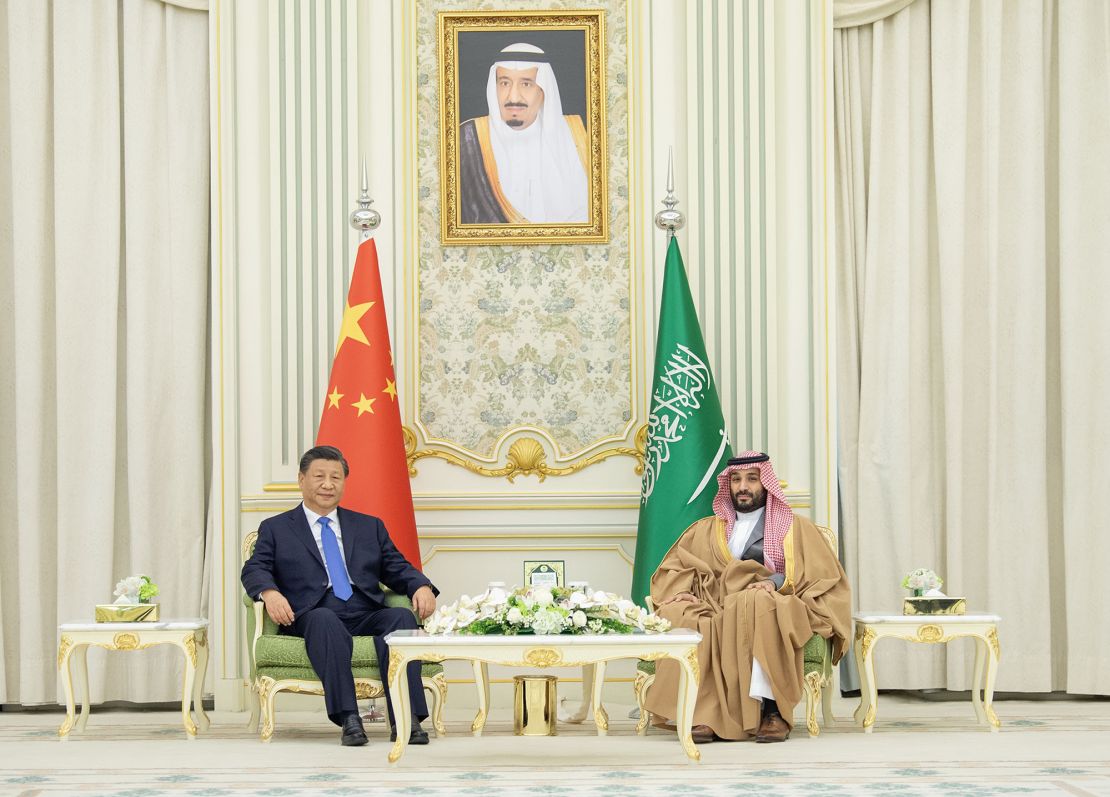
[633,525,839,737]
[242,531,448,741]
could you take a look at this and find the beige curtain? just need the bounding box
[836,0,1110,694]
[834,0,920,28]
[0,0,210,704]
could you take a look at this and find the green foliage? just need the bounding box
[458,618,507,636]
[138,575,160,604]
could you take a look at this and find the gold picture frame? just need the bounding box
[524,560,566,588]
[438,9,608,245]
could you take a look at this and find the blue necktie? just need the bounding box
[319,516,352,601]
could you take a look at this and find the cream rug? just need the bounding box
[2,696,1108,797]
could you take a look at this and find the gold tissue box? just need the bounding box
[902,597,966,616]
[95,604,160,623]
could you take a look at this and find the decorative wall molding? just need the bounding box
[403,425,646,481]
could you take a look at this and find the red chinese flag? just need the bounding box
[315,239,421,568]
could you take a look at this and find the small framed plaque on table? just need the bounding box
[524,560,564,588]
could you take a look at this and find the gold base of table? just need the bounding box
[94,604,160,622]
[513,675,557,736]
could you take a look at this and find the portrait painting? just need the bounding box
[438,10,608,245]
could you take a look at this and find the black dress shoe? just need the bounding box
[389,720,430,745]
[341,713,368,746]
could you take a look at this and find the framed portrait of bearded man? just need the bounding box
[438,10,608,245]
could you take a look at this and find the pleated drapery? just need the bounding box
[0,0,210,703]
[835,0,1110,693]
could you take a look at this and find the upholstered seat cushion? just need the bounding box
[255,664,445,682]
[802,632,829,666]
[254,629,446,682]
[636,632,828,676]
[255,633,380,669]
[246,592,446,680]
[249,586,421,671]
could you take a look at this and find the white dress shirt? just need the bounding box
[727,506,766,560]
[302,505,352,588]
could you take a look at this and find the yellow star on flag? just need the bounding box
[335,301,375,355]
[327,386,344,409]
[352,393,376,417]
[383,379,397,401]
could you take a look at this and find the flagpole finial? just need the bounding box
[350,158,381,240]
[654,147,685,240]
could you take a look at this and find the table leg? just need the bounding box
[971,635,987,725]
[984,628,1000,732]
[194,633,211,732]
[180,640,199,738]
[561,664,594,723]
[859,629,879,733]
[387,651,412,764]
[590,661,608,736]
[75,645,91,732]
[674,649,700,764]
[471,661,489,737]
[634,670,653,735]
[821,665,837,728]
[57,640,78,739]
[852,631,869,727]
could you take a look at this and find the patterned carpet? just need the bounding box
[2,701,1109,797]
[4,762,1110,797]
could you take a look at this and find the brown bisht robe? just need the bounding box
[645,514,851,740]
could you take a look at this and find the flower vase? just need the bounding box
[912,588,924,597]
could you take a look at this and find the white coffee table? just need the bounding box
[383,628,702,763]
[853,612,1001,732]
[56,619,210,738]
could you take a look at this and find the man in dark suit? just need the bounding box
[241,445,437,746]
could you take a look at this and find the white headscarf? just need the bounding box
[485,43,589,223]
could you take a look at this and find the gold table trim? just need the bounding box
[382,633,702,765]
[853,616,1001,733]
[56,625,210,739]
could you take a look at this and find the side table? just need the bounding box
[57,619,210,738]
[853,612,1001,733]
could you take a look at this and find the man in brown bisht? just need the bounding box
[645,451,851,743]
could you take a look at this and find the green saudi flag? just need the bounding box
[631,237,732,604]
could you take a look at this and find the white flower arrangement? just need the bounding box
[423,585,672,636]
[902,568,943,595]
[112,574,159,605]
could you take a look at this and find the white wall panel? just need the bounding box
[210,0,833,709]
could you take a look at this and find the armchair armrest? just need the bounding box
[241,592,264,682]
[252,601,265,648]
[382,584,430,626]
[382,586,413,610]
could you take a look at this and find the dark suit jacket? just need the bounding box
[241,504,437,617]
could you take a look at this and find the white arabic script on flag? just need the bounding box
[641,343,712,501]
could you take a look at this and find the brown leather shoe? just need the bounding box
[651,716,676,731]
[691,723,717,744]
[754,711,790,743]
